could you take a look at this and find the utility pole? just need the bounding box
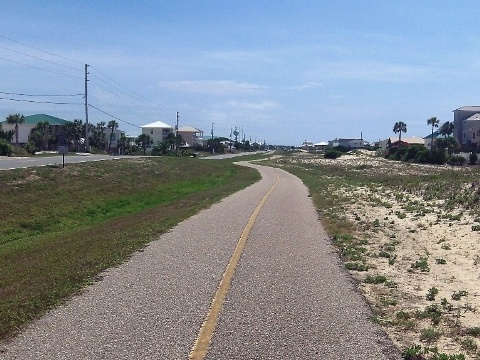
[175,112,179,152]
[211,122,214,153]
[84,64,89,152]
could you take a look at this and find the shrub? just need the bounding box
[364,274,387,284]
[469,152,478,165]
[0,139,12,156]
[426,287,439,301]
[448,155,466,166]
[324,149,342,159]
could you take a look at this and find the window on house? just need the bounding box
[150,129,153,135]
[474,132,476,140]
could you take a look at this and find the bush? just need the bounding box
[324,149,342,159]
[447,155,466,166]
[0,139,12,156]
[469,152,478,165]
[26,141,37,155]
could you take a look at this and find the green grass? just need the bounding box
[0,156,260,341]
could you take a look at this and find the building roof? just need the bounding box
[140,121,172,128]
[5,114,71,126]
[465,113,480,121]
[454,106,480,112]
[178,125,202,132]
[390,137,425,145]
[423,130,443,140]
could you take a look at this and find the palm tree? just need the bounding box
[6,113,26,146]
[107,120,118,153]
[427,117,440,149]
[30,121,52,151]
[0,122,14,142]
[117,133,130,155]
[439,121,454,138]
[393,121,407,142]
[135,134,153,154]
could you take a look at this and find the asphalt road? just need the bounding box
[1,162,401,359]
[0,154,133,170]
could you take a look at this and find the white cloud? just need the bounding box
[226,100,279,111]
[157,80,265,95]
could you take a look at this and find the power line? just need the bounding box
[0,45,82,72]
[0,97,83,105]
[0,35,84,65]
[90,65,150,102]
[0,91,83,97]
[0,56,83,79]
[88,103,141,128]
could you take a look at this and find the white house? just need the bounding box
[140,121,173,144]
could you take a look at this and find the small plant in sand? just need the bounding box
[416,304,442,325]
[451,291,468,301]
[420,327,442,342]
[459,337,477,352]
[441,243,451,250]
[411,257,430,272]
[402,344,466,360]
[466,327,480,336]
[426,287,439,301]
[435,258,447,265]
[364,274,387,284]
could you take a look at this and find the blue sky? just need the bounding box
[2,1,480,145]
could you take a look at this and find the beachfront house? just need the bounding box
[177,125,203,147]
[140,121,173,144]
[0,114,71,145]
[453,106,480,149]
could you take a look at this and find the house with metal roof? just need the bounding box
[0,114,71,144]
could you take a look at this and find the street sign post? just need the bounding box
[57,132,68,168]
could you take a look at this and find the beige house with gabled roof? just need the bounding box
[177,125,203,146]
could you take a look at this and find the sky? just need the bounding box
[2,1,480,146]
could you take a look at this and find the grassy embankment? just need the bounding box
[0,155,261,341]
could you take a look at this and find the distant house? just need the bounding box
[302,140,313,150]
[140,121,173,144]
[423,130,446,149]
[328,138,367,149]
[313,142,328,150]
[453,106,480,148]
[0,114,71,144]
[177,125,203,147]
[348,139,369,149]
[388,137,425,149]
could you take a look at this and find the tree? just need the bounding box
[117,133,130,155]
[393,121,407,142]
[0,122,14,142]
[6,113,25,146]
[66,119,84,151]
[107,120,119,153]
[29,121,52,151]
[427,117,440,150]
[90,122,107,151]
[439,121,454,138]
[135,134,153,154]
[435,137,459,155]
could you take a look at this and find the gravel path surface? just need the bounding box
[1,162,400,359]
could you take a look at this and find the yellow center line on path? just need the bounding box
[189,175,280,360]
